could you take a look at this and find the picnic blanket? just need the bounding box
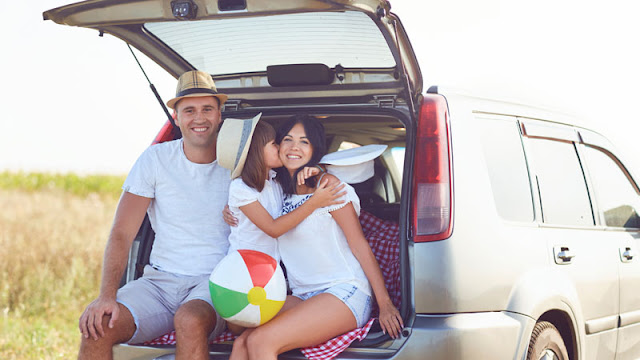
[140,210,400,360]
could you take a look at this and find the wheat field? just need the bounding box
[0,172,123,359]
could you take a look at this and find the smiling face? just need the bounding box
[279,123,313,175]
[174,96,221,159]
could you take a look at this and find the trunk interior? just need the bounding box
[123,106,412,356]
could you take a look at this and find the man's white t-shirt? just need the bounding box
[227,170,283,261]
[122,139,231,276]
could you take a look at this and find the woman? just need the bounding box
[230,115,403,360]
[217,115,345,334]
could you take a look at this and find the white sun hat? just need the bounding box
[320,144,388,184]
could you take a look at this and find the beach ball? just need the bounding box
[209,249,286,328]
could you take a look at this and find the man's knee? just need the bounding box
[174,300,215,334]
[78,307,135,359]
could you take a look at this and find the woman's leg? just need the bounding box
[245,293,356,360]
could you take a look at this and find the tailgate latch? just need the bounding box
[223,99,241,112]
[374,95,397,108]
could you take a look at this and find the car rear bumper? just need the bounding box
[393,311,534,360]
[113,311,534,360]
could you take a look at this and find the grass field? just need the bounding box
[0,172,124,359]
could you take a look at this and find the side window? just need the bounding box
[479,118,534,222]
[527,138,594,226]
[583,146,640,228]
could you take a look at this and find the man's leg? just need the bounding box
[174,299,216,360]
[78,303,135,360]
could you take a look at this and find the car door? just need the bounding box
[521,119,620,360]
[577,130,640,359]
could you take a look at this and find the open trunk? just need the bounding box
[119,106,412,358]
[44,1,422,358]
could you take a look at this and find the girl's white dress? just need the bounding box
[227,170,283,261]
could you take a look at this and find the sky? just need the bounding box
[1,0,638,176]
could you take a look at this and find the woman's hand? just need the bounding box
[223,205,238,227]
[377,298,404,339]
[311,178,346,208]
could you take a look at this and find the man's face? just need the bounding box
[175,96,221,150]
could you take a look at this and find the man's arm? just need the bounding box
[79,192,151,340]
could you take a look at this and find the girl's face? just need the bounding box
[279,123,313,173]
[263,139,282,170]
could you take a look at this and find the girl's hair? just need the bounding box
[275,114,327,195]
[241,121,276,192]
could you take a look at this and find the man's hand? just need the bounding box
[223,204,238,227]
[79,296,120,340]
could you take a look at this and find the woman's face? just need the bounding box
[279,123,313,173]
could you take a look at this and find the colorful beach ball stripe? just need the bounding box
[209,249,286,328]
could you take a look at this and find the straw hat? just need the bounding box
[217,113,263,179]
[167,70,229,109]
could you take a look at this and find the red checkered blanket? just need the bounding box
[140,210,400,360]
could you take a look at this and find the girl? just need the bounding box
[217,115,344,334]
[229,114,403,360]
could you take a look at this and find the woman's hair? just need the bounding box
[275,114,327,195]
[241,121,276,192]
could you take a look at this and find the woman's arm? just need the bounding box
[331,203,404,338]
[240,179,345,238]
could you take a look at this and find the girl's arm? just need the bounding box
[240,179,345,238]
[331,203,404,338]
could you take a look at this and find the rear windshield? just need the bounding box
[144,11,395,75]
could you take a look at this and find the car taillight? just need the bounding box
[412,95,453,242]
[152,112,179,144]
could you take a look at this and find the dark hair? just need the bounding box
[275,114,327,195]
[241,121,276,192]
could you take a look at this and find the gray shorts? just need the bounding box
[117,265,226,344]
[294,283,372,328]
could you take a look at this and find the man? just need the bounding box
[78,70,231,360]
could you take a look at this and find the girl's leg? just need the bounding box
[229,295,301,360]
[229,328,253,360]
[245,293,356,360]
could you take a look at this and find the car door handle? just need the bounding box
[620,247,636,263]
[554,246,575,265]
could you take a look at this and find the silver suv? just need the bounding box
[44,1,640,359]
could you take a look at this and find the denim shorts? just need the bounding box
[294,283,372,328]
[117,265,226,344]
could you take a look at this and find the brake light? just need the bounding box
[152,111,178,145]
[412,95,453,242]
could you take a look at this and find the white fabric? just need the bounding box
[278,183,371,296]
[320,144,387,184]
[320,144,387,166]
[227,170,283,261]
[122,139,231,276]
[326,162,374,184]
